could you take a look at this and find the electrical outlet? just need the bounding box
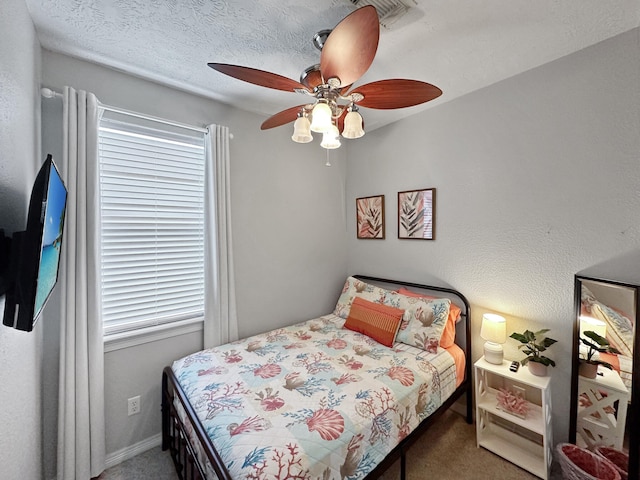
[128,395,141,416]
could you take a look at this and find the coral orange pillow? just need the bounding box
[344,297,405,347]
[397,287,461,348]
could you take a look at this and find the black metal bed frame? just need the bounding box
[162,275,472,480]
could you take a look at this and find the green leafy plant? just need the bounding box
[399,192,424,237]
[580,330,620,370]
[357,197,384,238]
[509,329,557,367]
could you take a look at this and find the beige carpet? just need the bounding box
[97,447,178,480]
[378,409,546,480]
[99,410,561,479]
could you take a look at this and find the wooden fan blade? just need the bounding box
[208,63,309,93]
[320,6,379,88]
[351,79,442,109]
[261,105,308,130]
[300,65,323,90]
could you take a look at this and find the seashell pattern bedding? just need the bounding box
[171,313,461,480]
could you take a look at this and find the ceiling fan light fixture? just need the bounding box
[342,109,365,139]
[320,124,341,149]
[291,115,313,143]
[310,101,333,133]
[209,7,442,152]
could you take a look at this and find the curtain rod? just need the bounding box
[41,87,211,135]
[41,87,63,99]
[100,103,209,134]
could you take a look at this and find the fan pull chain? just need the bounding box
[325,150,331,167]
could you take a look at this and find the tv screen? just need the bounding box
[34,159,67,320]
[1,154,67,331]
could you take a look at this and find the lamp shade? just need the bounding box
[480,313,507,343]
[481,313,506,364]
[320,125,341,149]
[310,102,332,133]
[342,110,365,139]
[579,315,607,339]
[291,116,313,143]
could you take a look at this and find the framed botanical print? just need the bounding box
[356,195,385,239]
[398,188,435,240]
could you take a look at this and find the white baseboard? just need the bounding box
[105,433,162,469]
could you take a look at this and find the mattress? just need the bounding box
[171,313,463,479]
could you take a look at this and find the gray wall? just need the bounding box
[5,2,638,473]
[0,0,43,479]
[346,27,640,443]
[41,51,349,460]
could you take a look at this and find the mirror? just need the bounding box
[570,275,639,478]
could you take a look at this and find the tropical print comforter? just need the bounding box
[172,314,458,480]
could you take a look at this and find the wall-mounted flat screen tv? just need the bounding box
[1,154,67,331]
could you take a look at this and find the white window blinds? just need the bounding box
[98,114,206,337]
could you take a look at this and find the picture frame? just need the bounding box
[398,188,435,240]
[356,195,385,239]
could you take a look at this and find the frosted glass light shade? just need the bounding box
[579,315,607,339]
[291,116,313,143]
[342,110,365,139]
[320,125,341,149]
[481,313,507,343]
[310,102,332,133]
[480,313,506,364]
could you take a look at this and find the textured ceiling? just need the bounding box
[25,0,640,132]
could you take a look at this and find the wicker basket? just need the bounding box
[556,443,621,480]
[594,447,628,480]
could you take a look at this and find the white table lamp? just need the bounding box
[579,315,607,339]
[579,315,607,360]
[481,313,507,364]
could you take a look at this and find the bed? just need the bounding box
[162,275,472,480]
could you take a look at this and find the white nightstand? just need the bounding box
[576,366,629,450]
[475,357,553,479]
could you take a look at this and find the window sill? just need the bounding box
[104,318,204,353]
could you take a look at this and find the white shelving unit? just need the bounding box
[577,366,629,450]
[475,356,553,479]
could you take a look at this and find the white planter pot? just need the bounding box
[579,362,598,379]
[528,361,548,377]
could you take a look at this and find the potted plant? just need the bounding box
[579,330,620,379]
[509,329,557,376]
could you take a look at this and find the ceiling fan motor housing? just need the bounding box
[313,30,332,50]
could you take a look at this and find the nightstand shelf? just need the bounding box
[476,387,544,435]
[479,421,546,478]
[475,357,553,479]
[576,366,629,450]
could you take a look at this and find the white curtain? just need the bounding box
[204,124,238,348]
[57,86,105,479]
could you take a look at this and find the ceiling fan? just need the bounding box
[208,6,442,149]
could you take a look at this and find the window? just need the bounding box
[98,112,206,338]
